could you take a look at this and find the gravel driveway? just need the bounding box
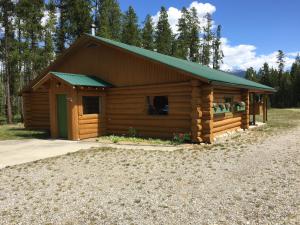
[0,126,299,224]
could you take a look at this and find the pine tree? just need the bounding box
[175,7,190,59]
[0,0,15,123]
[277,50,285,74]
[155,6,173,55]
[44,0,56,66]
[291,54,300,106]
[201,13,213,66]
[65,0,93,44]
[188,7,200,62]
[141,15,154,50]
[259,62,271,86]
[55,0,67,53]
[121,6,140,46]
[16,0,45,81]
[245,67,259,82]
[212,25,223,69]
[96,0,121,40]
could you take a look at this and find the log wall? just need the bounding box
[106,82,192,138]
[77,90,106,140]
[213,87,244,136]
[22,86,50,130]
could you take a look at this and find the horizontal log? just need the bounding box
[79,128,99,135]
[107,115,189,120]
[79,114,99,120]
[107,104,145,110]
[213,117,242,128]
[213,121,241,133]
[106,124,190,133]
[107,119,190,128]
[79,119,99,125]
[79,123,100,130]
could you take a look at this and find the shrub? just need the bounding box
[173,133,191,144]
[128,127,137,137]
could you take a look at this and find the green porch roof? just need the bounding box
[87,34,275,92]
[50,72,112,87]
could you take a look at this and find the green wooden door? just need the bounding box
[57,94,68,138]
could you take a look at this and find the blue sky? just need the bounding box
[118,0,300,71]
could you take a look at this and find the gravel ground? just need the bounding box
[0,126,300,224]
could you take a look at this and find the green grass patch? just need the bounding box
[97,135,177,145]
[0,124,49,140]
[256,108,300,133]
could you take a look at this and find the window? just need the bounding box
[147,96,168,115]
[82,96,100,114]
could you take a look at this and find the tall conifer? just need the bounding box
[176,7,190,59]
[188,7,200,62]
[201,13,213,66]
[141,15,154,50]
[212,25,223,69]
[155,7,173,55]
[121,6,140,46]
[96,0,121,40]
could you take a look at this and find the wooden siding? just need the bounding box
[213,88,243,136]
[77,90,106,140]
[23,86,50,130]
[106,82,192,138]
[56,41,190,87]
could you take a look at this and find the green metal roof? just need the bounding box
[86,34,275,92]
[50,72,112,87]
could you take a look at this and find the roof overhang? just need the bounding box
[32,72,112,91]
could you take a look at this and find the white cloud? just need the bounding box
[41,8,60,27]
[221,38,299,71]
[151,1,299,71]
[152,1,216,33]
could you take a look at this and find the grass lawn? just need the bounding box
[0,124,49,140]
[97,135,177,145]
[256,108,300,132]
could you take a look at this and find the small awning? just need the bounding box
[50,72,112,87]
[32,71,112,90]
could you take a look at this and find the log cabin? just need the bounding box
[21,34,275,143]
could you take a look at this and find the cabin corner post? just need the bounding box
[68,88,79,140]
[241,89,250,129]
[49,79,58,138]
[201,84,214,143]
[190,80,202,143]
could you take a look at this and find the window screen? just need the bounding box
[147,96,168,115]
[82,96,100,114]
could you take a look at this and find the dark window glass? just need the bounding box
[82,96,100,114]
[147,96,168,115]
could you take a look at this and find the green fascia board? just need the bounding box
[86,34,275,92]
[50,72,112,87]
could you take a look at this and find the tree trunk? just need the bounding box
[5,79,13,124]
[3,7,13,124]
